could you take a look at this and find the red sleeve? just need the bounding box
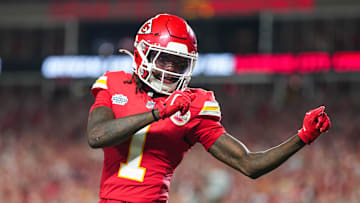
[89,89,112,114]
[192,118,227,151]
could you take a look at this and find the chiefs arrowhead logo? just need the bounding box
[138,20,152,34]
[170,111,191,126]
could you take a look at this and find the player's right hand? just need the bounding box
[156,90,196,119]
[298,106,331,144]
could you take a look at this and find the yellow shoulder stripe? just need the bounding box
[92,76,108,89]
[201,106,220,111]
[199,101,221,118]
[96,79,107,85]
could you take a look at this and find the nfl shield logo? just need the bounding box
[146,101,155,109]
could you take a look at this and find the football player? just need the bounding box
[87,14,331,203]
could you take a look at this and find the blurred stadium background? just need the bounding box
[0,0,360,202]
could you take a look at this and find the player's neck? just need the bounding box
[134,76,166,98]
[143,86,167,98]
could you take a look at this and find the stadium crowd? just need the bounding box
[0,82,359,203]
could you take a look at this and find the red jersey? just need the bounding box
[90,71,226,202]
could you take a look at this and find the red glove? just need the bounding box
[155,90,196,119]
[298,106,331,144]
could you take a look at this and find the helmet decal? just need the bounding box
[138,20,153,34]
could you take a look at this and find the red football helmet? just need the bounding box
[132,14,198,95]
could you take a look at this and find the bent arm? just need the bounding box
[208,133,305,179]
[87,106,160,148]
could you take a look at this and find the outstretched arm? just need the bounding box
[208,106,331,179]
[209,133,304,179]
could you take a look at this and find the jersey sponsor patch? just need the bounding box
[199,101,221,118]
[112,94,128,105]
[92,76,108,89]
[170,111,191,126]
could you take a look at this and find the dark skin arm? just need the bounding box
[87,106,160,148]
[208,133,305,179]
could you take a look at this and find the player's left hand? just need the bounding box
[155,90,196,119]
[298,106,331,144]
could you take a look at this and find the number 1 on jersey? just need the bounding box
[118,125,149,182]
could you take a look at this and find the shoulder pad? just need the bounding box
[92,74,109,90]
[191,88,221,121]
[91,71,130,96]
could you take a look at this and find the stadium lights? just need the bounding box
[41,52,360,78]
[42,54,234,78]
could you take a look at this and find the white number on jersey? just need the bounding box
[118,125,150,182]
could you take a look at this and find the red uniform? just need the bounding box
[90,71,226,202]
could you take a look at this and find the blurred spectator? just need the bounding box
[98,41,115,57]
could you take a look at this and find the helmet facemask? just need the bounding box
[135,40,196,95]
